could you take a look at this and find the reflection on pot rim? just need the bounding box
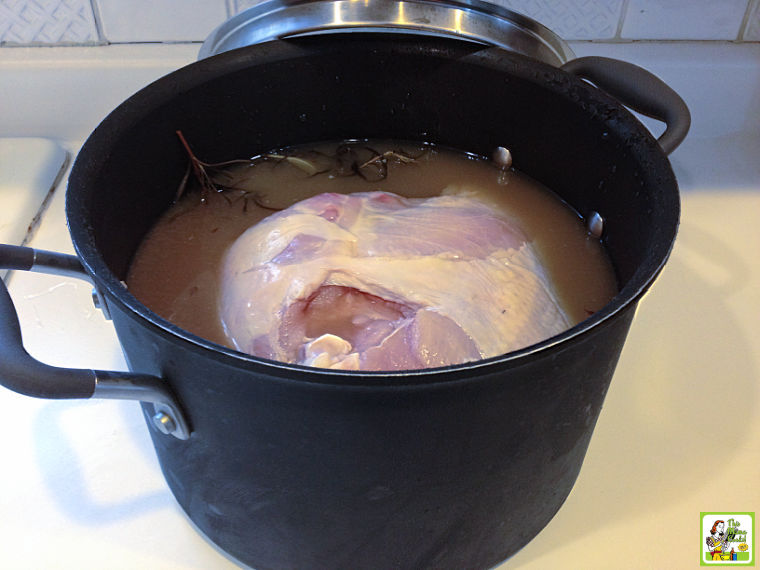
[199,0,576,66]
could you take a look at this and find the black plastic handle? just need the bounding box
[0,273,98,398]
[561,56,691,155]
[0,244,191,439]
[1,245,97,398]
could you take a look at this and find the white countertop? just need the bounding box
[0,41,758,569]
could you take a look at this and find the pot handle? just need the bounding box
[0,244,191,440]
[561,56,690,155]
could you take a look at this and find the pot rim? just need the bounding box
[67,36,679,386]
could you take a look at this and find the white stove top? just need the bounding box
[1,41,758,569]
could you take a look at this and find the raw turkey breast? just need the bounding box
[220,190,571,370]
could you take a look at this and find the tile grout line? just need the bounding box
[738,0,759,40]
[616,0,632,40]
[88,0,107,44]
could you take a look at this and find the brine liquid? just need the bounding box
[127,141,618,351]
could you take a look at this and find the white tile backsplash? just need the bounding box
[233,0,259,11]
[0,0,99,44]
[622,0,749,40]
[94,0,228,43]
[2,0,760,46]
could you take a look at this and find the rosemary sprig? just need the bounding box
[174,132,425,208]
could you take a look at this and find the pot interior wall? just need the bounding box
[68,34,678,307]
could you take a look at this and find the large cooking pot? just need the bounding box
[0,2,689,568]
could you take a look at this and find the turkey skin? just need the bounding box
[220,190,571,370]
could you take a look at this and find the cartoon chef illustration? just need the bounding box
[706,520,730,560]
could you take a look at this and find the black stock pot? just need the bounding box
[0,2,689,568]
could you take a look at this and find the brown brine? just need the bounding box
[127,141,618,356]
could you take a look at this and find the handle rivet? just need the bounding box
[492,146,512,169]
[586,211,604,238]
[152,411,177,435]
[91,289,101,309]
